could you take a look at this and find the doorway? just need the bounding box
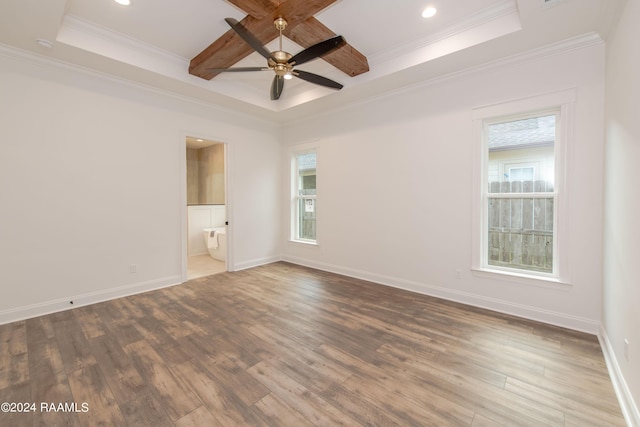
[185,136,227,279]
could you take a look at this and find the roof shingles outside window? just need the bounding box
[488,115,556,151]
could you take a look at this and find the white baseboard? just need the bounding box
[599,326,640,427]
[233,255,282,272]
[0,254,279,325]
[0,275,182,325]
[282,255,599,334]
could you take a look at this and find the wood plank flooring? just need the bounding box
[0,262,626,426]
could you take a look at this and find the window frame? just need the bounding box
[471,90,575,285]
[290,148,318,245]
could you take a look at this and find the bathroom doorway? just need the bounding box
[185,136,227,279]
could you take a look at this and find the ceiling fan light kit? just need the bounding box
[208,17,348,100]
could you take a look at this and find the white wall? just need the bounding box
[0,50,281,323]
[282,40,606,333]
[603,0,640,423]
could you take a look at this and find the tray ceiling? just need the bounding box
[0,0,624,121]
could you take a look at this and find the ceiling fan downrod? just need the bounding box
[272,18,293,79]
[274,17,287,51]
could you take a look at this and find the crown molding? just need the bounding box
[371,0,520,64]
[0,41,280,128]
[59,14,188,68]
[281,32,604,127]
[1,28,604,128]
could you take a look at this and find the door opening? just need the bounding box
[185,136,227,279]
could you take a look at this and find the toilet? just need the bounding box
[202,227,226,261]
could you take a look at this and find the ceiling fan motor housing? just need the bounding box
[272,51,293,76]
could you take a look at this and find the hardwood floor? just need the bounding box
[0,262,626,426]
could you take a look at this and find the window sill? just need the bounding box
[471,267,572,290]
[289,239,319,246]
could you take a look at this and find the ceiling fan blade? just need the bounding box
[225,18,274,61]
[293,70,343,90]
[271,75,285,100]
[288,36,346,66]
[206,67,270,72]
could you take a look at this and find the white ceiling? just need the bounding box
[0,0,625,122]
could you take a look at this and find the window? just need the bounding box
[292,151,317,242]
[485,112,557,275]
[472,89,574,283]
[507,166,534,182]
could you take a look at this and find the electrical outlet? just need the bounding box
[129,264,137,274]
[455,269,461,279]
[624,339,630,361]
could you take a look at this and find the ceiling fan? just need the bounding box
[208,17,347,100]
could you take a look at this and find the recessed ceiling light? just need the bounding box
[422,6,437,18]
[196,139,204,142]
[114,0,131,5]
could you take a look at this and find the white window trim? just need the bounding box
[485,110,559,278]
[471,89,575,286]
[290,146,319,245]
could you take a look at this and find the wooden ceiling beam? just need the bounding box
[225,0,279,19]
[189,0,369,80]
[284,18,369,77]
[189,15,277,80]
